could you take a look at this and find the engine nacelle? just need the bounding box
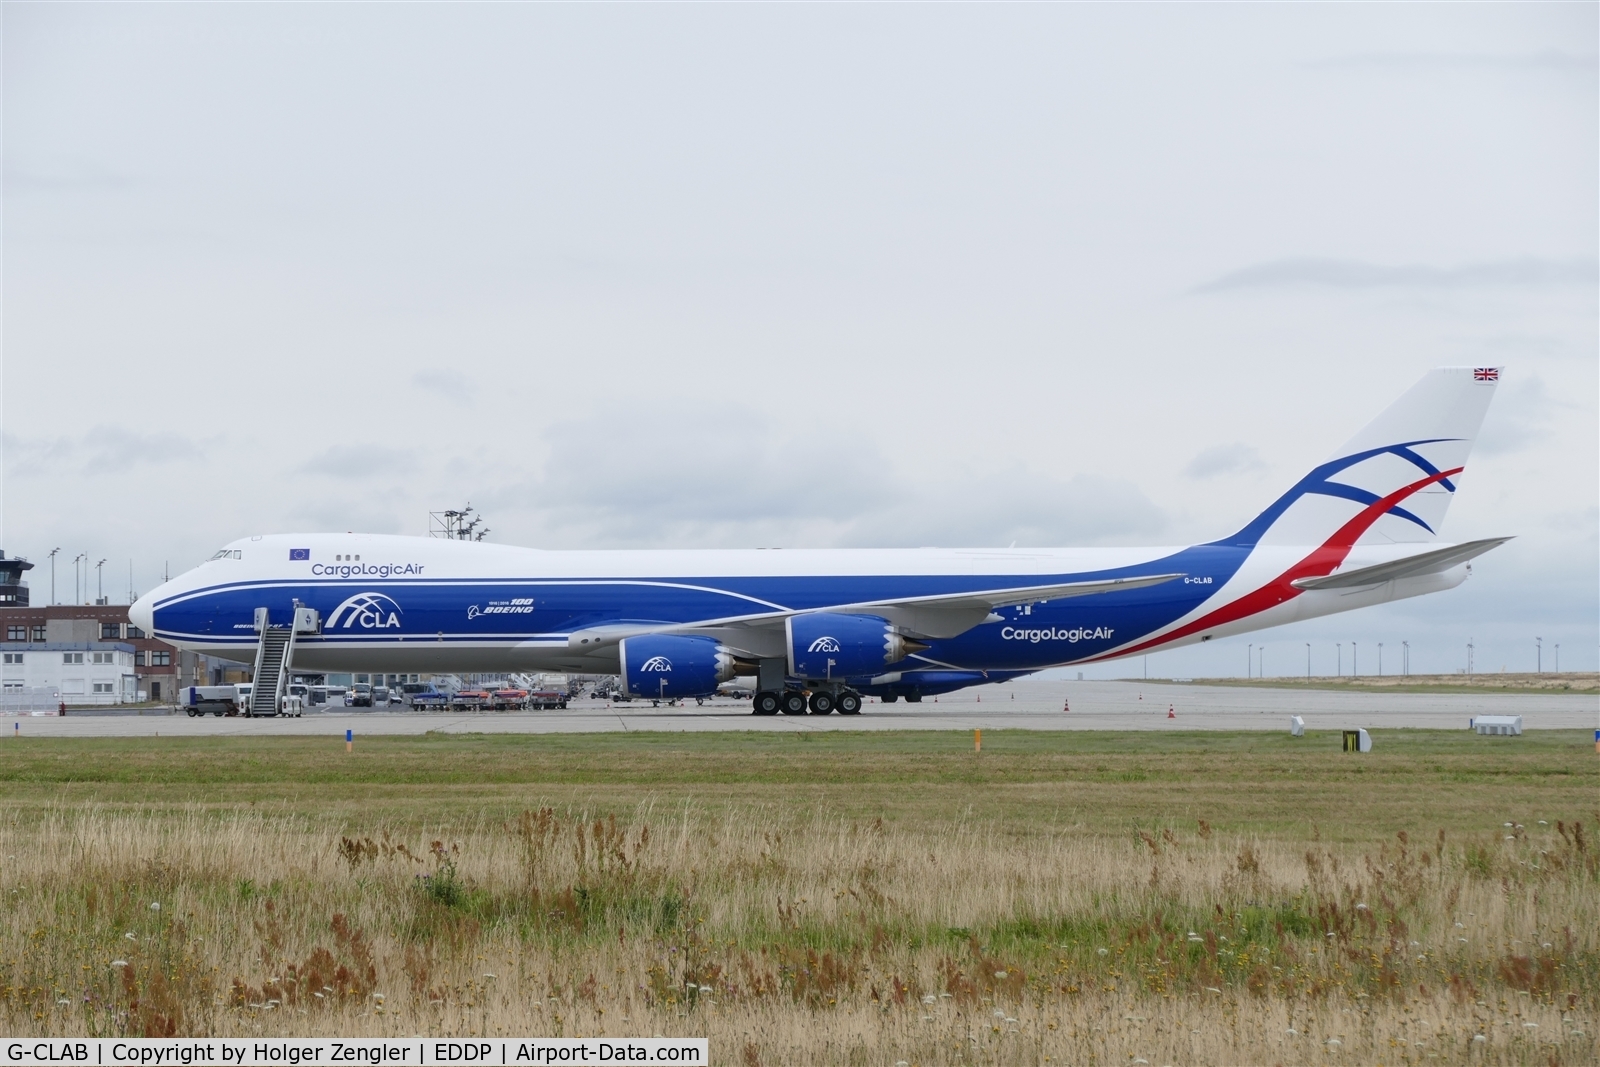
[786,613,924,680]
[620,634,737,699]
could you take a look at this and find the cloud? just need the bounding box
[288,497,406,535]
[6,426,206,476]
[297,445,416,479]
[505,415,893,546]
[3,157,136,193]
[1192,258,1599,294]
[1475,376,1557,457]
[848,470,1168,549]
[412,370,477,405]
[466,414,1168,550]
[1306,50,1598,73]
[1183,443,1266,479]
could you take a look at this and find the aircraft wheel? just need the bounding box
[808,691,835,715]
[752,691,781,716]
[905,693,923,703]
[836,692,862,715]
[881,694,898,704]
[780,691,808,715]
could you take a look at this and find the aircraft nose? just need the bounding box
[129,589,156,634]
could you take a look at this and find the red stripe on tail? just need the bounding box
[1096,466,1464,660]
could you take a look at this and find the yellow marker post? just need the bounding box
[974,729,981,753]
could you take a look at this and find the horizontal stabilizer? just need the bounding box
[1290,537,1512,591]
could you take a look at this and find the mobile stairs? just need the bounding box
[248,606,321,717]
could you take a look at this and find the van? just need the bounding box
[351,683,373,708]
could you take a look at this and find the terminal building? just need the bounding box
[0,551,229,703]
[2,636,139,704]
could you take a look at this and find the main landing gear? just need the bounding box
[751,689,862,716]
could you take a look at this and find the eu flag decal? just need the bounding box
[289,549,310,561]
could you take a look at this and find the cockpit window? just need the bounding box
[209,549,243,560]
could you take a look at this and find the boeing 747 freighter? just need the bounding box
[132,367,1508,715]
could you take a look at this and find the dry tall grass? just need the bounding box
[1,801,1594,1064]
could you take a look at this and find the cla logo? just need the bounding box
[639,656,673,672]
[807,636,841,653]
[326,592,403,630]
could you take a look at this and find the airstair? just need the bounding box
[249,607,320,717]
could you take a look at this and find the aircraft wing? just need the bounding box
[1290,537,1512,591]
[569,571,1186,654]
[815,572,1187,639]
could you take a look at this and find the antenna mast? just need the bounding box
[429,504,489,541]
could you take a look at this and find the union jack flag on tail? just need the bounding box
[1474,367,1500,381]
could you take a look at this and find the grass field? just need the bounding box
[0,729,1594,1065]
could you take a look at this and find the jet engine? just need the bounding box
[620,634,739,699]
[786,613,926,680]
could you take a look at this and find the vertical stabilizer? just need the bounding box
[1222,367,1500,548]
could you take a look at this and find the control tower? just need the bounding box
[0,552,33,606]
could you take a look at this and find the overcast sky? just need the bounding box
[4,4,1595,677]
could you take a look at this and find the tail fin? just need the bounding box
[1221,367,1501,548]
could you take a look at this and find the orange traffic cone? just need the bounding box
[1167,705,1176,719]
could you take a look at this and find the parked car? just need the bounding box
[402,682,455,710]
